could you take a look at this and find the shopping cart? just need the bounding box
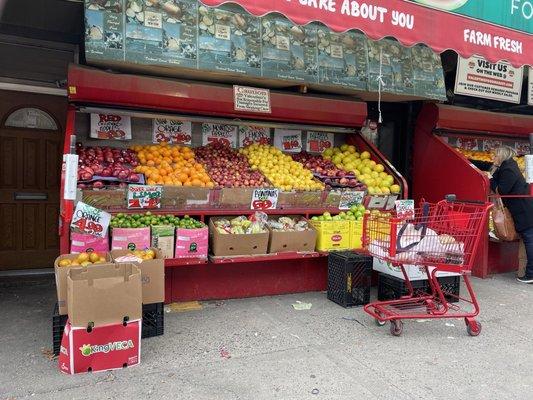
[362,195,492,337]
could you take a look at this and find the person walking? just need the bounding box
[490,146,533,283]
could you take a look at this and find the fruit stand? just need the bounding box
[412,103,533,278]
[59,64,407,302]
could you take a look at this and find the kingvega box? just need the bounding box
[261,15,318,83]
[124,0,197,68]
[85,0,125,62]
[317,27,367,90]
[198,3,261,76]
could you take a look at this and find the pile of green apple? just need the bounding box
[311,205,366,222]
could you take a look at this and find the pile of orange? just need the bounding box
[131,143,214,187]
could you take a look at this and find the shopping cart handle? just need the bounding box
[444,194,484,204]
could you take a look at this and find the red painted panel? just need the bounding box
[488,240,520,275]
[67,65,367,127]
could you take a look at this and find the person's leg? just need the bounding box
[517,227,533,282]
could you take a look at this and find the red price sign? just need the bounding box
[274,129,302,153]
[239,126,271,147]
[250,189,278,210]
[202,123,238,148]
[282,139,301,150]
[70,202,111,238]
[252,199,273,210]
[306,132,334,153]
[72,218,104,235]
[207,136,231,146]
[127,185,162,209]
[152,119,192,145]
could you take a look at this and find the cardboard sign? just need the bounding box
[338,190,365,210]
[395,199,415,219]
[234,85,271,113]
[127,185,162,209]
[306,131,334,153]
[202,123,238,148]
[90,114,132,140]
[274,129,302,153]
[70,202,111,238]
[239,126,271,147]
[454,56,523,104]
[152,119,192,145]
[250,188,279,210]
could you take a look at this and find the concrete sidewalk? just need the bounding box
[0,273,531,400]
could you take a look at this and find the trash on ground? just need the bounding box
[445,322,455,327]
[165,301,203,313]
[292,301,312,310]
[219,347,231,359]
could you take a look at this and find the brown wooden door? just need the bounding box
[0,94,65,270]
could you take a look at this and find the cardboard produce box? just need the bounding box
[70,232,110,254]
[267,216,317,253]
[175,226,208,258]
[67,263,142,328]
[209,217,269,256]
[111,227,151,251]
[55,253,113,315]
[310,220,351,251]
[151,225,175,259]
[111,248,165,304]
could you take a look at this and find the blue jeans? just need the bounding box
[519,227,533,278]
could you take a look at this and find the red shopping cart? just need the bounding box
[362,195,492,337]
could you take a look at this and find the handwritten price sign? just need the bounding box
[338,190,365,210]
[70,202,111,238]
[274,129,302,153]
[202,123,238,148]
[152,119,192,145]
[306,131,334,153]
[127,185,162,209]
[90,114,132,140]
[239,126,271,147]
[250,188,279,210]
[395,199,415,219]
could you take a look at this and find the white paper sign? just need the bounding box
[63,154,79,201]
[239,126,271,147]
[338,190,365,210]
[528,68,533,106]
[525,155,533,184]
[202,123,238,148]
[90,114,132,140]
[482,140,502,152]
[306,131,334,153]
[70,202,111,238]
[274,129,302,153]
[251,188,279,210]
[454,55,523,104]
[395,199,415,219]
[152,119,192,145]
[234,86,271,113]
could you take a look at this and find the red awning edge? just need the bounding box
[200,0,532,68]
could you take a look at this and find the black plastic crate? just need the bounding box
[377,273,460,303]
[327,251,372,307]
[52,302,165,355]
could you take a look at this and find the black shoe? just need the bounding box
[517,275,533,283]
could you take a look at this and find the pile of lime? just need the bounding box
[110,212,204,229]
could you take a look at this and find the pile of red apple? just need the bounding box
[194,143,269,188]
[76,144,140,189]
[291,152,365,189]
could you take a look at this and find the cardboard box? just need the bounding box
[58,319,141,375]
[310,220,351,251]
[349,219,364,250]
[70,232,110,254]
[373,258,460,281]
[175,227,208,258]
[111,227,151,251]
[111,249,165,304]
[209,217,269,256]
[151,225,175,259]
[267,216,317,253]
[67,263,142,328]
[54,253,113,315]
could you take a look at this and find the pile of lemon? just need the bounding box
[240,144,324,191]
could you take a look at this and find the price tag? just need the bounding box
[239,126,271,147]
[482,139,502,152]
[274,129,302,153]
[250,188,279,210]
[338,190,365,210]
[90,113,132,140]
[306,132,334,153]
[152,119,192,145]
[202,123,238,148]
[395,199,415,219]
[127,184,163,209]
[70,202,111,238]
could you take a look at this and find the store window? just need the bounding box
[4,107,58,130]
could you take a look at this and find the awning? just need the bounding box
[201,0,532,67]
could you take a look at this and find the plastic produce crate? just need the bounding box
[377,273,460,303]
[52,302,165,355]
[327,251,372,307]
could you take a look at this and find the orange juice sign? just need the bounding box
[152,119,192,145]
[90,114,132,140]
[70,202,111,238]
[251,188,279,210]
[202,123,238,147]
[127,184,162,209]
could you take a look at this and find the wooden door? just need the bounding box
[0,95,65,270]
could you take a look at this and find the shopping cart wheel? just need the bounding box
[390,320,403,336]
[465,319,482,337]
[375,311,387,326]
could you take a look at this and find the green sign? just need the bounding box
[411,0,532,34]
